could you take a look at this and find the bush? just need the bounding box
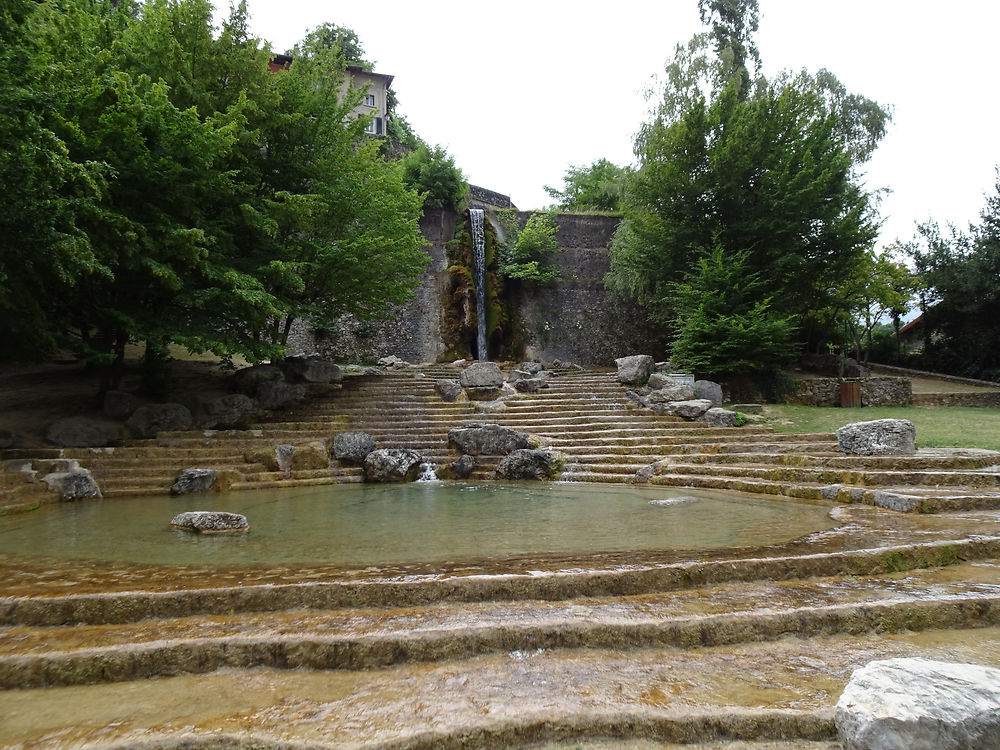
[401,144,468,212]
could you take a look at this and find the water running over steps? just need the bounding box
[469,208,488,360]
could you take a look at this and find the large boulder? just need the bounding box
[615,355,654,385]
[495,449,559,480]
[835,658,1000,750]
[332,432,376,466]
[701,407,740,427]
[435,379,463,403]
[170,468,218,496]
[255,381,306,410]
[275,444,295,476]
[646,383,697,404]
[170,511,249,534]
[201,394,256,429]
[378,355,410,370]
[103,390,141,420]
[450,454,476,479]
[662,399,714,419]
[514,376,548,393]
[42,467,101,501]
[520,361,544,375]
[293,441,329,470]
[837,419,916,455]
[646,372,675,390]
[363,448,422,483]
[125,403,193,439]
[460,362,504,400]
[279,356,344,384]
[45,417,122,448]
[694,379,723,407]
[229,364,283,396]
[448,423,529,455]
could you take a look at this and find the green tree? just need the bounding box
[904,171,1000,379]
[498,211,562,284]
[401,144,468,212]
[290,22,368,65]
[2,0,427,390]
[608,1,888,367]
[668,246,798,378]
[544,159,627,213]
[0,0,105,357]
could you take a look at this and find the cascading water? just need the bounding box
[468,208,488,360]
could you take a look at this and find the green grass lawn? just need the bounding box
[761,404,1000,452]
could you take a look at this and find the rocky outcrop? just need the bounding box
[169,468,218,495]
[125,404,193,439]
[363,448,423,482]
[45,417,122,448]
[170,511,249,534]
[42,466,101,501]
[332,432,376,465]
[835,658,1000,750]
[448,423,529,456]
[495,449,558,480]
[615,355,653,385]
[837,419,916,455]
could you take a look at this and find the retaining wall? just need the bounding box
[786,378,913,407]
[288,210,669,366]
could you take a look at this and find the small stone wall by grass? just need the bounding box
[786,377,912,407]
[912,392,1000,407]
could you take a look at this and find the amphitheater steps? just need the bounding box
[2,548,999,747]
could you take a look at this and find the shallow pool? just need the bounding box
[0,482,837,566]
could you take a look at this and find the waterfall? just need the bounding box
[469,208,488,360]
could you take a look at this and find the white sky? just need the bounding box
[227,0,1000,250]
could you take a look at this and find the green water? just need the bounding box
[0,483,836,566]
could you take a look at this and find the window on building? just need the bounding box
[365,119,377,134]
[364,94,376,107]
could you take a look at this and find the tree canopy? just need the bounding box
[544,159,627,213]
[902,171,1000,380]
[0,0,428,389]
[607,0,890,375]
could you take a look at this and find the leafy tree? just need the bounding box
[0,0,427,390]
[401,144,468,212]
[544,159,627,213]
[837,249,918,364]
[498,211,562,284]
[608,0,889,369]
[904,171,1000,379]
[0,0,105,357]
[290,22,368,66]
[668,246,798,378]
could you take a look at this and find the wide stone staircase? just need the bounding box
[2,364,1000,748]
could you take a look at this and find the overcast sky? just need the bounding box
[225,0,1000,250]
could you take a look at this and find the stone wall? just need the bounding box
[511,213,671,365]
[288,210,668,366]
[287,209,456,363]
[912,392,1000,407]
[786,378,913,407]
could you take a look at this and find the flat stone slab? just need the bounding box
[836,657,1000,750]
[170,511,249,534]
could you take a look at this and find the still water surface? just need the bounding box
[0,482,836,566]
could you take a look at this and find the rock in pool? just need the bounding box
[170,511,249,534]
